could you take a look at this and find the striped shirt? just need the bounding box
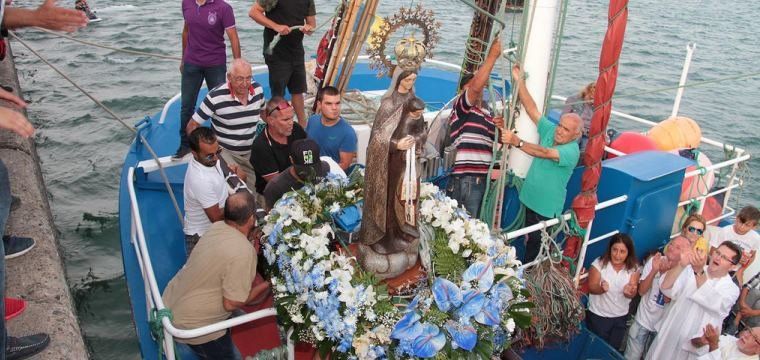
[192,81,265,155]
[448,91,496,175]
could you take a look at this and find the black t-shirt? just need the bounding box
[261,0,316,60]
[250,123,307,194]
[263,162,330,210]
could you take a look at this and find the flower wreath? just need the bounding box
[261,171,532,359]
[366,5,441,78]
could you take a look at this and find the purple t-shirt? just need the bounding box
[182,0,236,67]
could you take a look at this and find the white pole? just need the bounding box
[508,0,562,178]
[671,43,696,118]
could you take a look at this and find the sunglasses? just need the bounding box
[204,148,222,162]
[687,226,704,236]
[267,101,292,117]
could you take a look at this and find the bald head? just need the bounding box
[230,58,252,76]
[665,235,691,262]
[224,192,257,226]
[554,113,584,145]
[227,58,254,98]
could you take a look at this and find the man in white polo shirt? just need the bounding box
[186,58,265,190]
[184,127,240,256]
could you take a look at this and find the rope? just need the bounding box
[29,27,184,61]
[149,308,177,360]
[542,0,570,112]
[266,16,334,56]
[10,31,185,226]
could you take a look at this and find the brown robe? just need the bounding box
[359,89,415,247]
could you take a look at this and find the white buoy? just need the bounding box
[508,0,562,178]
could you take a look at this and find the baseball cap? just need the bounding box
[290,139,328,180]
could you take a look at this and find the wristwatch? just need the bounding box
[516,139,524,148]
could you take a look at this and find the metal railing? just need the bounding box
[127,164,278,360]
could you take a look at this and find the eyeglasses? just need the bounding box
[203,148,222,162]
[231,75,252,83]
[711,249,738,265]
[743,329,760,348]
[687,226,704,236]
[267,101,292,117]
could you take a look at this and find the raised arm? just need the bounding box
[464,37,502,106]
[511,64,542,124]
[249,2,290,35]
[4,0,87,32]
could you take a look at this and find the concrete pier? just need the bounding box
[0,46,89,358]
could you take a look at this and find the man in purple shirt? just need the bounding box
[175,0,241,159]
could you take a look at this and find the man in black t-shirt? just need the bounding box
[249,0,316,128]
[250,97,307,194]
[263,139,329,211]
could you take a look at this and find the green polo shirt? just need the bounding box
[519,117,580,218]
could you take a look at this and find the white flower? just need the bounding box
[462,249,472,258]
[328,202,341,214]
[505,318,516,333]
[291,312,305,323]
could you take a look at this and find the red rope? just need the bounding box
[563,0,629,267]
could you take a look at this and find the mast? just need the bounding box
[507,0,562,178]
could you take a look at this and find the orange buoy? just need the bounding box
[647,116,702,151]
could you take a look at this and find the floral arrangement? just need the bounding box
[261,173,531,359]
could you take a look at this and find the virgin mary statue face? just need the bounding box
[398,73,417,94]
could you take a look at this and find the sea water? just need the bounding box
[10,0,759,358]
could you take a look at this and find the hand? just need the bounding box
[396,135,415,151]
[0,88,27,108]
[179,63,184,74]
[600,279,609,293]
[493,116,505,129]
[651,253,663,272]
[623,283,637,297]
[0,108,34,138]
[500,129,518,146]
[704,324,720,347]
[690,250,707,269]
[301,23,314,36]
[679,248,693,267]
[739,307,758,318]
[228,163,247,181]
[511,63,522,83]
[691,335,708,347]
[488,36,502,57]
[35,0,89,32]
[274,24,291,36]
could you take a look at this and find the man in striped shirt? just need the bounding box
[187,59,265,190]
[446,37,504,218]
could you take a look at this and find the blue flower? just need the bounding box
[474,297,501,326]
[268,222,283,245]
[490,281,514,306]
[432,277,462,312]
[462,261,494,293]
[444,320,477,351]
[457,289,485,320]
[391,312,423,340]
[412,323,446,358]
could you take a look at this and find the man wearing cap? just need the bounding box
[263,139,329,211]
[249,97,307,195]
[186,58,265,190]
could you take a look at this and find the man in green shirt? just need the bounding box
[501,64,582,263]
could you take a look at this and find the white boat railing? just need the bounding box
[127,166,278,360]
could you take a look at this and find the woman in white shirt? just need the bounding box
[587,233,640,350]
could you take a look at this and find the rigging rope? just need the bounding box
[31,27,183,61]
[10,31,185,226]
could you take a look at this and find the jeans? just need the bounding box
[624,319,655,360]
[445,174,486,219]
[187,330,241,360]
[0,160,10,360]
[179,62,226,149]
[523,207,550,263]
[586,310,628,351]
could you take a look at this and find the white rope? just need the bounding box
[403,143,417,224]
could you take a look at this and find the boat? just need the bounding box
[118,1,754,359]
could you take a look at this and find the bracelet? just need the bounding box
[694,270,705,276]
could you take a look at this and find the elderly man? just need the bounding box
[646,241,742,360]
[306,86,357,170]
[694,325,760,360]
[175,0,241,159]
[249,0,316,127]
[625,236,691,360]
[163,192,269,360]
[187,58,264,190]
[249,97,307,195]
[502,64,582,263]
[184,128,243,255]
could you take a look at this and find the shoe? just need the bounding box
[5,333,50,360]
[3,236,35,259]
[171,146,191,161]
